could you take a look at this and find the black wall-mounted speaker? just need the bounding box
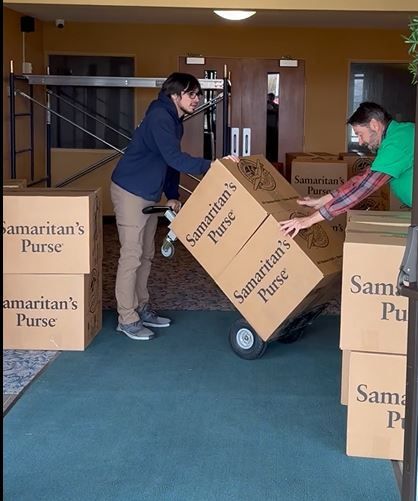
[20,16,35,33]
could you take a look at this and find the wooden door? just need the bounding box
[239,58,305,165]
[178,56,305,195]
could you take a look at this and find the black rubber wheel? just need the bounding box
[229,319,267,360]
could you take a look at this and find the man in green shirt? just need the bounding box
[280,102,415,237]
[351,102,414,207]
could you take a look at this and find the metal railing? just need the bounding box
[8,61,231,191]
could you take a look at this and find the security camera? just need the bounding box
[55,19,65,29]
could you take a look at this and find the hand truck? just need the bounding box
[143,205,330,360]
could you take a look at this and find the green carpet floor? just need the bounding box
[3,310,399,501]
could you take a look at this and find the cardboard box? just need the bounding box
[3,270,102,351]
[346,351,406,460]
[170,155,343,340]
[347,210,411,228]
[170,155,302,278]
[291,160,348,198]
[3,188,102,274]
[341,350,351,406]
[290,159,348,234]
[340,154,373,178]
[340,225,408,354]
[284,152,337,180]
[214,214,343,340]
[3,179,27,189]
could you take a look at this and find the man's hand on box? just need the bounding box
[279,216,313,238]
[279,211,325,238]
[166,199,182,213]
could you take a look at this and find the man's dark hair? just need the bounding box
[161,72,202,97]
[347,102,392,127]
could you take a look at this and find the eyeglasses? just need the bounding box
[183,91,201,100]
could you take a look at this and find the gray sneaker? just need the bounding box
[138,304,171,328]
[116,320,155,340]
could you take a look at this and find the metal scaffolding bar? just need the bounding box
[9,64,17,179]
[22,74,224,90]
[9,61,231,190]
[46,88,132,142]
[15,90,125,153]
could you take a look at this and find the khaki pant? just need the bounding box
[110,181,158,325]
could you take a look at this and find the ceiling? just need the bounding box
[5,5,418,29]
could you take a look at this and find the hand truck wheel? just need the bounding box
[229,319,267,360]
[161,239,175,259]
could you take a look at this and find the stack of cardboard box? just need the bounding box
[170,155,344,342]
[288,151,409,236]
[3,188,103,351]
[339,210,410,460]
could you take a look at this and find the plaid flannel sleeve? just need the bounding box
[319,167,391,220]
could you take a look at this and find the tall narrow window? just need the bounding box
[266,73,280,163]
[347,62,416,152]
[48,55,135,150]
[203,69,217,160]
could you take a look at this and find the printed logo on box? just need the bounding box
[349,274,408,322]
[238,158,276,191]
[350,157,373,175]
[233,237,292,305]
[3,219,86,254]
[355,383,405,430]
[292,174,345,196]
[3,294,79,328]
[185,181,238,247]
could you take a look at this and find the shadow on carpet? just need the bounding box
[4,310,398,501]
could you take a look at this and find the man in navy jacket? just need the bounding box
[111,72,237,340]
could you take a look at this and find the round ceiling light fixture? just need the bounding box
[214,10,256,21]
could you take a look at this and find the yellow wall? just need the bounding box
[3,7,46,184]
[3,10,412,213]
[43,21,410,152]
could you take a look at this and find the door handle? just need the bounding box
[242,128,251,156]
[231,127,240,156]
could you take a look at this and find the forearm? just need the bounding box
[308,211,326,225]
[320,170,391,220]
[318,193,333,207]
[329,168,372,199]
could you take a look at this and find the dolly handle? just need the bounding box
[142,205,169,215]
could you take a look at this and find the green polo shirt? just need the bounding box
[371,120,415,207]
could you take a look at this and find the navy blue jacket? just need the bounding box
[111,91,211,201]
